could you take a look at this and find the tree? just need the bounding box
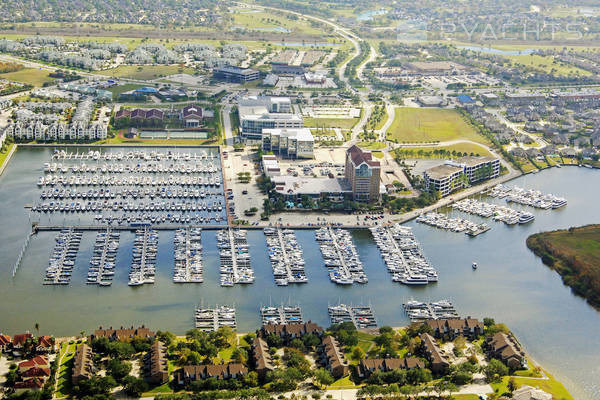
[123,376,149,397]
[485,359,509,382]
[351,346,365,361]
[232,347,248,364]
[313,368,334,388]
[35,323,40,335]
[508,376,517,393]
[107,359,132,383]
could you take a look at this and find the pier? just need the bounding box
[12,231,33,278]
[316,227,367,285]
[195,305,237,332]
[370,224,438,285]
[416,212,490,236]
[217,229,253,286]
[87,228,120,286]
[402,299,459,322]
[452,199,534,225]
[328,303,377,329]
[487,184,567,209]
[260,304,303,325]
[43,228,82,285]
[264,227,307,286]
[128,227,158,286]
[173,227,203,283]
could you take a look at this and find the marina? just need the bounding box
[487,184,568,210]
[369,224,438,285]
[260,304,304,325]
[217,229,254,286]
[452,198,535,225]
[87,228,119,286]
[402,299,460,322]
[44,228,82,285]
[416,212,490,236]
[128,227,158,286]
[173,227,203,283]
[328,303,378,329]
[315,227,367,285]
[194,305,237,332]
[263,227,307,286]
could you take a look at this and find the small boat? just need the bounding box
[472,262,477,270]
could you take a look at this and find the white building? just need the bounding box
[238,96,302,140]
[6,121,107,141]
[424,156,500,197]
[261,128,314,159]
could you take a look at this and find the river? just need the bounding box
[0,147,598,399]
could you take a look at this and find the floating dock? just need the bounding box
[128,227,158,286]
[316,227,367,285]
[174,227,203,283]
[402,299,459,322]
[452,199,535,225]
[328,303,378,329]
[195,305,237,332]
[260,304,304,325]
[44,228,82,285]
[217,229,254,286]
[87,228,119,286]
[416,212,490,236]
[487,184,567,209]
[264,227,307,286]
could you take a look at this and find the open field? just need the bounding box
[527,224,600,309]
[491,370,573,400]
[0,68,54,86]
[357,141,386,150]
[304,117,360,129]
[107,83,146,96]
[387,108,488,145]
[231,9,326,36]
[500,54,592,76]
[56,342,77,398]
[98,65,196,80]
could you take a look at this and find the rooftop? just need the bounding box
[425,164,464,180]
[273,176,351,196]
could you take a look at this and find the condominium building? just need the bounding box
[262,128,314,159]
[213,66,259,83]
[345,145,381,202]
[238,96,303,140]
[424,156,500,197]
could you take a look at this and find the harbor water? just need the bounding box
[0,147,599,399]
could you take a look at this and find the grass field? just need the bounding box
[231,9,325,36]
[0,68,54,87]
[357,141,386,150]
[304,117,359,130]
[107,83,146,96]
[56,342,77,398]
[98,65,196,80]
[387,108,487,145]
[0,143,15,171]
[491,372,573,400]
[501,54,591,76]
[395,142,493,158]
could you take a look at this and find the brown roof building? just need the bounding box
[36,336,54,353]
[345,145,381,202]
[0,334,11,352]
[259,321,323,343]
[72,344,95,385]
[320,336,349,378]
[425,318,485,340]
[12,333,33,349]
[148,341,169,384]
[420,333,449,373]
[251,337,274,378]
[486,332,525,370]
[176,364,248,385]
[90,325,155,342]
[358,357,425,378]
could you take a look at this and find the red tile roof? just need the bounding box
[12,333,33,346]
[37,336,53,349]
[21,367,51,379]
[0,334,11,346]
[347,145,380,168]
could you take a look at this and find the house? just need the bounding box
[148,341,169,384]
[179,105,213,128]
[36,336,54,353]
[72,344,95,385]
[486,332,525,369]
[419,333,449,373]
[176,364,248,385]
[251,337,274,378]
[90,325,155,342]
[320,336,349,378]
[424,318,485,340]
[0,334,11,352]
[258,321,323,344]
[560,147,578,158]
[21,367,51,381]
[358,357,425,378]
[18,356,50,373]
[12,333,33,352]
[14,378,45,392]
[512,385,552,400]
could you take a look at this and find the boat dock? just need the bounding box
[217,229,254,286]
[452,199,535,225]
[370,224,438,285]
[316,227,367,285]
[44,228,82,285]
[487,184,567,209]
[264,227,307,286]
[402,299,459,322]
[260,304,304,325]
[328,303,378,329]
[87,228,119,286]
[416,212,490,236]
[173,227,203,283]
[128,227,158,286]
[194,305,237,331]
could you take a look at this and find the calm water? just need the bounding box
[0,148,599,399]
[457,45,535,56]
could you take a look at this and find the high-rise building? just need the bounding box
[345,145,381,202]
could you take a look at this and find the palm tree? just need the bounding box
[34,322,40,335]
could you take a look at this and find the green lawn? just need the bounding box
[395,142,493,159]
[0,68,55,87]
[107,83,146,96]
[231,9,325,36]
[491,373,573,400]
[56,342,77,398]
[98,65,196,80]
[501,54,591,76]
[387,108,487,145]
[372,151,384,159]
[304,117,359,130]
[326,375,358,389]
[453,395,481,400]
[0,143,15,172]
[358,141,386,150]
